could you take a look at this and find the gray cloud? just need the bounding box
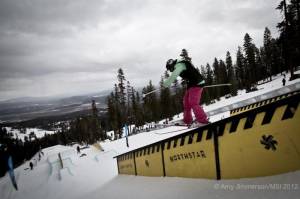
[0,0,282,100]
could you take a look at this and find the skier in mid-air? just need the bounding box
[163,49,209,127]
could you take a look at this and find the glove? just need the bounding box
[198,80,205,87]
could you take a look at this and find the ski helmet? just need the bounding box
[166,59,176,72]
[180,49,188,57]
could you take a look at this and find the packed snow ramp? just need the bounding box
[115,90,300,179]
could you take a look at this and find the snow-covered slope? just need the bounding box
[85,171,300,199]
[1,71,300,199]
[0,145,118,199]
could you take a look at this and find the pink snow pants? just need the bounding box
[183,87,208,125]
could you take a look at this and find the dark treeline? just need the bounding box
[277,0,300,79]
[107,0,300,137]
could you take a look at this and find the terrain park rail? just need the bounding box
[115,90,300,180]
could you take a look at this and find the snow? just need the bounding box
[4,127,56,142]
[85,171,300,199]
[1,71,300,199]
[0,145,118,199]
[102,111,228,156]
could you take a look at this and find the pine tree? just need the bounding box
[255,47,266,81]
[225,52,238,96]
[106,84,123,139]
[271,38,284,75]
[219,59,228,96]
[126,81,133,133]
[90,100,104,141]
[243,33,257,90]
[259,47,268,81]
[277,0,300,79]
[159,71,172,122]
[205,63,214,86]
[212,58,221,99]
[236,46,245,89]
[202,63,214,104]
[135,91,144,128]
[117,68,126,104]
[263,27,273,81]
[117,68,126,114]
[199,65,209,104]
[131,89,143,131]
[91,100,98,117]
[142,80,159,122]
[114,84,122,138]
[172,78,183,114]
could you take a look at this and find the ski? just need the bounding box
[158,120,210,128]
[154,127,189,135]
[154,122,210,135]
[203,83,232,88]
[143,83,231,98]
[155,123,189,128]
[142,89,159,98]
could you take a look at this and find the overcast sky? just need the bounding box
[0,0,282,101]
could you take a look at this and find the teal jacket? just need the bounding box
[163,61,205,88]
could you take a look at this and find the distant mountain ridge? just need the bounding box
[0,91,111,123]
